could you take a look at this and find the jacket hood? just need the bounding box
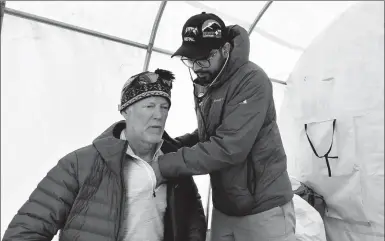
[92,120,178,175]
[226,25,250,71]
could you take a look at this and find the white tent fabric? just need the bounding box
[279,1,384,240]
[292,194,327,241]
[290,177,327,241]
[1,1,382,241]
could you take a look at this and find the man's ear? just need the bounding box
[121,107,130,119]
[121,110,127,119]
[222,42,231,57]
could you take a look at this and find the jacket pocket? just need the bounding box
[212,163,255,216]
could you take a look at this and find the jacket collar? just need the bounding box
[92,120,178,176]
[120,128,164,160]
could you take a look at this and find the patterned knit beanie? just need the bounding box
[118,69,175,112]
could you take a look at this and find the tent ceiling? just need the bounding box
[3,1,357,83]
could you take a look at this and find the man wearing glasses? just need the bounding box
[151,12,296,241]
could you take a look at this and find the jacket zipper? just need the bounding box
[194,85,211,141]
[116,142,128,241]
[170,184,178,241]
[139,159,157,198]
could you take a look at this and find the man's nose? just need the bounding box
[153,106,164,119]
[192,63,202,72]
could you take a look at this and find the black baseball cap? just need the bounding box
[172,12,227,59]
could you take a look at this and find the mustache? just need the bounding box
[194,71,210,75]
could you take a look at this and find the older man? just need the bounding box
[2,69,207,241]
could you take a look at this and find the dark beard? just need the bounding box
[193,75,212,86]
[191,59,226,87]
[193,70,221,86]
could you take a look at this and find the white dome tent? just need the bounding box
[1,1,383,241]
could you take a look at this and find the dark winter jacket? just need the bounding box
[2,121,207,241]
[157,25,293,216]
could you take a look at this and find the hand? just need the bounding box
[151,160,166,188]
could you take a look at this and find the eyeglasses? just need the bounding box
[181,50,218,69]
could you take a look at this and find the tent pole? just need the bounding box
[271,78,287,85]
[0,1,5,33]
[205,182,212,225]
[187,1,304,52]
[248,1,273,35]
[248,1,288,86]
[3,5,287,85]
[143,1,167,72]
[2,7,174,56]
